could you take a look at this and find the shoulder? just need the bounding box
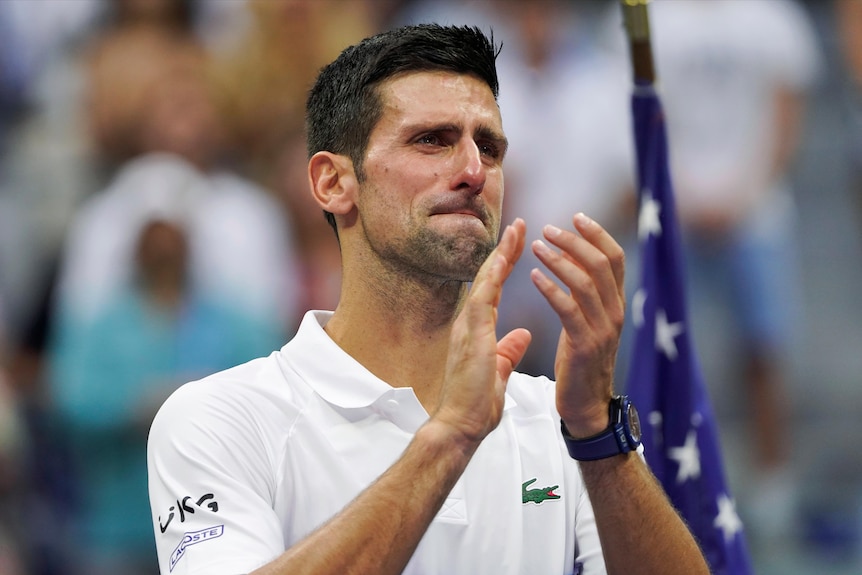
[149,352,307,458]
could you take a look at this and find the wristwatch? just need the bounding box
[561,395,642,461]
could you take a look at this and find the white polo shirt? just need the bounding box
[148,311,604,574]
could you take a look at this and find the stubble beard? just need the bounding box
[370,221,498,285]
[413,225,496,282]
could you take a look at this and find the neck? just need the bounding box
[324,263,468,412]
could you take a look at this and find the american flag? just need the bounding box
[624,83,754,574]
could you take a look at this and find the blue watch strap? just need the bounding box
[561,419,631,461]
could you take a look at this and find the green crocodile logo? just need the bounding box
[522,478,561,504]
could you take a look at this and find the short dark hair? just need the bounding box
[305,24,501,233]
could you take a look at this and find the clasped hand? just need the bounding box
[433,214,627,446]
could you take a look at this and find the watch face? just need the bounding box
[626,403,642,444]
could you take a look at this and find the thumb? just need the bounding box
[496,328,532,381]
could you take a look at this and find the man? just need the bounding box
[148,24,708,574]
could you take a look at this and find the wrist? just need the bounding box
[561,396,642,461]
[559,402,611,439]
[418,418,482,462]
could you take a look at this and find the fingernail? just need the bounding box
[533,239,552,255]
[544,224,561,238]
[575,212,593,227]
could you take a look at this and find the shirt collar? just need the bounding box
[280,310,391,409]
[280,310,517,413]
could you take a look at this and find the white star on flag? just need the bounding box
[655,309,684,360]
[648,411,664,446]
[638,192,662,240]
[668,429,701,483]
[632,288,647,328]
[714,494,744,542]
[626,77,754,572]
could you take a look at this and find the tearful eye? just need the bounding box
[478,142,500,158]
[417,134,442,146]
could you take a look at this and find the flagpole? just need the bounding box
[619,1,756,571]
[620,0,655,85]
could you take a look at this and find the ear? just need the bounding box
[308,151,358,217]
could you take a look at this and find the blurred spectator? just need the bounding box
[59,23,301,332]
[210,0,380,185]
[1,3,196,420]
[42,11,302,572]
[84,1,210,172]
[272,129,342,312]
[0,1,233,361]
[207,0,387,313]
[0,0,102,350]
[838,0,862,93]
[0,7,103,572]
[0,298,27,575]
[0,0,99,156]
[836,0,862,225]
[396,0,635,377]
[10,6,354,571]
[49,209,281,575]
[602,0,822,542]
[54,152,297,359]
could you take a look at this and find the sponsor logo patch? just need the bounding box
[160,492,219,534]
[522,478,561,504]
[170,525,224,572]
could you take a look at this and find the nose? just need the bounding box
[451,139,486,194]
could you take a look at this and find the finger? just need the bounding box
[538,218,625,320]
[529,265,591,337]
[496,217,527,278]
[531,236,611,332]
[571,213,625,301]
[468,219,526,310]
[496,327,532,381]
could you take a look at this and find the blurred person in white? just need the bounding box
[56,24,300,337]
[396,0,635,378]
[601,0,822,541]
[50,202,282,575]
[47,28,299,571]
[7,0,298,365]
[2,1,227,410]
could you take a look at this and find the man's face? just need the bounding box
[354,71,507,282]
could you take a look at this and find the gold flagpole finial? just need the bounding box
[620,0,655,85]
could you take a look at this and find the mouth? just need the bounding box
[429,201,489,225]
[433,210,482,220]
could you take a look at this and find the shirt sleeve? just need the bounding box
[147,378,287,575]
[573,481,605,574]
[538,376,607,575]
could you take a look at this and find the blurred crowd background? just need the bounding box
[0,1,859,574]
